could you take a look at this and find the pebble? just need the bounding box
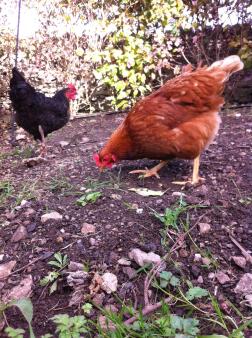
[26,223,37,233]
[101,273,118,294]
[216,271,230,284]
[234,273,252,294]
[92,292,105,306]
[129,248,161,267]
[197,276,204,284]
[122,267,137,279]
[81,223,96,235]
[202,257,211,266]
[0,261,17,280]
[59,141,69,147]
[41,211,62,223]
[179,249,189,258]
[194,253,202,262]
[118,258,131,266]
[89,238,96,246]
[11,225,28,242]
[199,223,211,234]
[232,256,246,269]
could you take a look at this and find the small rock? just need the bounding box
[208,272,215,279]
[81,222,96,235]
[89,238,96,246]
[20,199,29,207]
[0,261,16,280]
[197,276,204,284]
[172,191,186,197]
[67,271,88,287]
[128,248,161,267]
[104,304,118,313]
[194,253,202,262]
[245,294,252,307]
[56,236,64,243]
[118,258,131,266]
[111,194,122,201]
[202,257,211,266]
[80,137,90,143]
[232,256,246,269]
[0,255,4,262]
[41,211,62,223]
[68,261,84,272]
[59,141,69,147]
[92,292,105,306]
[3,275,33,302]
[68,289,83,307]
[101,273,118,294]
[16,133,26,140]
[216,271,230,284]
[11,225,28,242]
[24,208,35,218]
[179,249,189,258]
[5,212,15,220]
[199,223,211,234]
[98,315,116,332]
[122,267,137,279]
[234,273,252,294]
[194,185,208,197]
[26,223,37,233]
[191,265,201,278]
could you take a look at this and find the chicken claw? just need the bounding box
[129,160,168,179]
[129,168,160,179]
[172,156,205,186]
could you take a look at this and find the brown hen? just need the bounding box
[94,55,243,184]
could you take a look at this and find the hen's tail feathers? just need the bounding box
[207,55,244,82]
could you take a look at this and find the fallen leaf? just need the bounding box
[129,188,165,197]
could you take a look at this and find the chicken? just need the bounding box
[94,55,243,185]
[9,67,77,157]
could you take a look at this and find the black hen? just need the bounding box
[9,67,77,156]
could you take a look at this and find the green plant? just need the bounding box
[49,175,73,194]
[0,180,14,206]
[40,253,68,294]
[76,191,102,206]
[51,314,89,338]
[5,327,25,338]
[93,0,185,109]
[158,271,181,288]
[82,303,93,315]
[1,298,35,338]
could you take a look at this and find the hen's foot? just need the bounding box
[172,176,205,186]
[129,160,168,179]
[129,168,161,179]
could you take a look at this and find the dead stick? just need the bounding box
[124,296,172,326]
[229,235,252,264]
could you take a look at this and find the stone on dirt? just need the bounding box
[101,272,118,294]
[0,261,16,280]
[128,248,161,267]
[41,211,63,223]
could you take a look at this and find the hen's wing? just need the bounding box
[125,70,223,160]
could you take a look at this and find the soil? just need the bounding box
[0,107,252,337]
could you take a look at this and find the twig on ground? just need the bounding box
[124,296,172,326]
[229,235,252,264]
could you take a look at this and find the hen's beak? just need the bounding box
[99,167,104,173]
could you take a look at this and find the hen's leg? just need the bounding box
[173,155,205,185]
[38,125,47,157]
[129,160,168,179]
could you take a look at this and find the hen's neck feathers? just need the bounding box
[100,121,134,160]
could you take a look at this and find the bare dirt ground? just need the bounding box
[0,107,252,336]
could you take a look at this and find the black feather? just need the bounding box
[9,67,70,140]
